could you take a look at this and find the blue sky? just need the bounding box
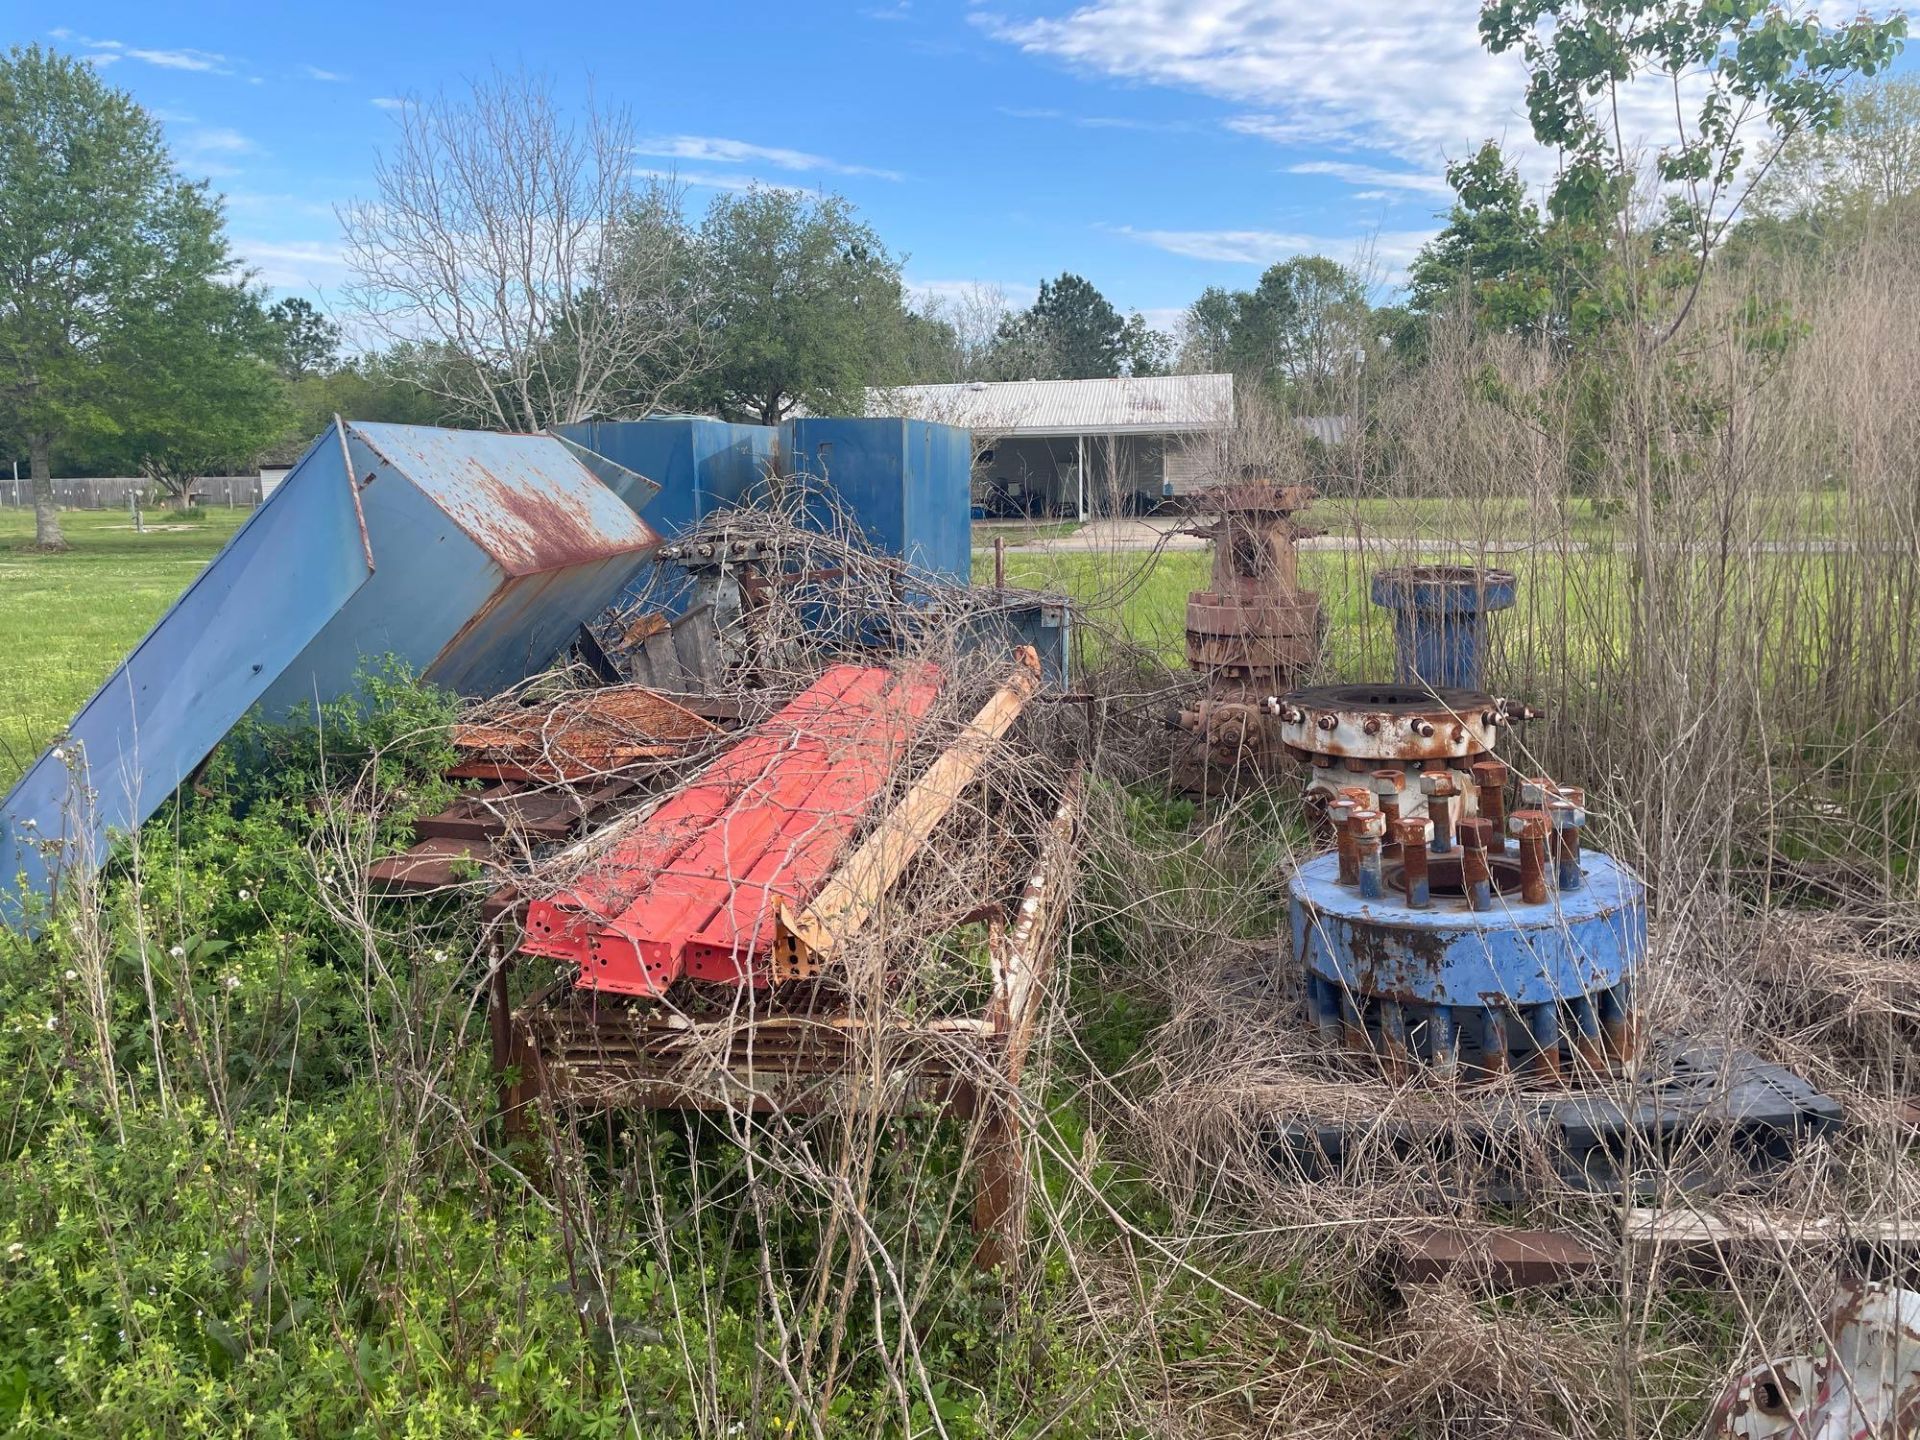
[15,2,1909,331]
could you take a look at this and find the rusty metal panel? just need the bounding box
[350,422,657,577]
[4,422,663,913]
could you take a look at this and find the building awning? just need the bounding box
[870,374,1233,438]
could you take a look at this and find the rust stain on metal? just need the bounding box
[348,422,659,578]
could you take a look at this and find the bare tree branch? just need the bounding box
[338,70,707,431]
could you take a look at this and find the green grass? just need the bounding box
[0,506,249,788]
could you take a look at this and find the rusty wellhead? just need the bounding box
[1279,574,1643,1083]
[1174,480,1324,789]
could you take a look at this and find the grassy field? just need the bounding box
[0,506,250,788]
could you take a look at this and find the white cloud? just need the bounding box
[633,135,903,182]
[231,238,350,290]
[998,104,1192,133]
[126,46,230,73]
[370,97,407,110]
[977,1,1525,171]
[905,277,1036,311]
[49,30,236,76]
[634,167,807,196]
[81,53,121,68]
[183,127,257,155]
[1113,224,1435,277]
[974,0,1893,190]
[301,64,348,82]
[1286,159,1454,198]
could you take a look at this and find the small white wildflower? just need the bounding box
[20,817,35,831]
[43,1016,55,1031]
[223,975,240,992]
[62,969,76,982]
[6,1242,24,1261]
[49,747,64,762]
[238,888,251,901]
[168,945,185,959]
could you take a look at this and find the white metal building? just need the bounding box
[870,373,1234,518]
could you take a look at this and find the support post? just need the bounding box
[1076,434,1086,522]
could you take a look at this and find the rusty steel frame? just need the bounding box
[490,777,1081,1271]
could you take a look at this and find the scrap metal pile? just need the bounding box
[522,661,952,994]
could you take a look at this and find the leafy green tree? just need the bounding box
[0,46,280,547]
[1480,0,1905,340]
[0,46,241,541]
[1177,256,1368,408]
[111,286,286,504]
[687,188,912,424]
[1736,74,1920,259]
[278,348,447,449]
[1407,142,1598,343]
[991,273,1166,380]
[265,298,342,381]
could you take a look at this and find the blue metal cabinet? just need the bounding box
[782,417,972,582]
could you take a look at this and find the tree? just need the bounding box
[1176,256,1368,407]
[112,285,285,504]
[905,282,1018,383]
[1480,0,1906,342]
[991,273,1168,380]
[265,297,341,380]
[340,70,706,432]
[1739,75,1920,255]
[1408,143,1567,339]
[687,188,913,425]
[0,45,274,548]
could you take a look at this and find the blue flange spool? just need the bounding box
[1290,847,1644,1079]
[1371,565,1517,693]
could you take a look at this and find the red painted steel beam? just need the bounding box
[587,667,920,996]
[521,666,872,961]
[520,664,945,999]
[683,666,941,983]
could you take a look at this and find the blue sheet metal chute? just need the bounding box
[1,420,661,918]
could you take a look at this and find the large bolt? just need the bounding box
[1551,786,1587,892]
[1392,816,1432,908]
[1471,759,1509,852]
[1371,769,1405,829]
[1509,810,1551,904]
[1410,718,1436,739]
[1519,775,1557,808]
[1351,808,1386,900]
[1329,798,1358,885]
[1420,770,1458,854]
[1316,714,1339,732]
[1457,817,1494,912]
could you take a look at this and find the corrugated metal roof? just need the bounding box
[870,373,1233,437]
